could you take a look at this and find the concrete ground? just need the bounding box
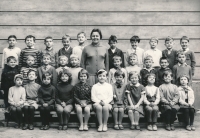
[0,115,200,138]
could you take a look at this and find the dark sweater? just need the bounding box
[73,82,92,105]
[140,68,157,87]
[38,83,56,105]
[56,82,74,105]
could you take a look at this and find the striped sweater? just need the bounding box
[19,48,41,68]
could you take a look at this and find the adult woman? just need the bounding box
[81,28,108,85]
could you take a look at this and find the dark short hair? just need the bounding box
[146,73,156,81]
[44,36,53,43]
[162,70,173,79]
[25,35,36,42]
[128,71,140,81]
[130,35,140,43]
[165,36,174,43]
[90,28,102,39]
[27,69,37,77]
[7,56,17,63]
[180,36,189,43]
[8,35,17,40]
[78,69,89,80]
[42,72,52,81]
[58,69,72,83]
[108,35,117,44]
[160,57,169,63]
[114,70,125,78]
[96,69,107,76]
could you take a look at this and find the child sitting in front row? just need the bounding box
[108,55,127,84]
[74,69,92,131]
[68,54,83,86]
[144,73,160,131]
[125,72,145,130]
[172,51,192,86]
[37,53,57,86]
[8,74,26,128]
[112,70,126,130]
[159,70,180,131]
[38,73,56,130]
[140,55,157,87]
[91,69,113,132]
[126,53,141,75]
[178,75,195,131]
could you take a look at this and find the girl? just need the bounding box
[125,72,145,130]
[81,28,108,86]
[178,75,195,131]
[159,70,180,131]
[108,55,127,84]
[55,69,74,130]
[38,73,56,130]
[8,74,26,128]
[112,70,126,130]
[91,69,113,132]
[125,53,141,75]
[144,73,160,131]
[74,69,92,131]
[68,54,83,86]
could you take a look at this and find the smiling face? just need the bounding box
[180,76,188,86]
[180,39,189,51]
[61,74,69,82]
[147,75,155,85]
[26,56,35,67]
[97,72,107,84]
[115,75,124,84]
[129,56,138,66]
[113,59,122,68]
[149,40,158,49]
[25,37,35,48]
[77,33,86,44]
[109,40,117,49]
[130,74,139,85]
[70,57,79,67]
[62,38,71,49]
[45,38,53,49]
[7,59,17,68]
[8,38,17,47]
[91,32,100,44]
[42,77,51,85]
[131,41,139,49]
[79,73,88,83]
[165,40,174,50]
[160,59,169,69]
[163,74,172,83]
[15,78,23,86]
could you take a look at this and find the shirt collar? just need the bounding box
[182,48,189,52]
[46,47,53,51]
[178,62,187,66]
[130,83,140,87]
[8,46,15,49]
[65,46,71,51]
[26,46,34,49]
[111,48,116,53]
[150,48,158,51]
[143,67,154,72]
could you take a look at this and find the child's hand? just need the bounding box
[43,103,48,107]
[135,104,139,108]
[113,95,117,99]
[81,102,86,108]
[61,102,66,107]
[100,101,105,106]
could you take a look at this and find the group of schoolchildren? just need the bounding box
[0,31,196,132]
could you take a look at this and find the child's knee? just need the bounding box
[128,110,133,114]
[84,107,90,113]
[76,106,82,113]
[119,108,124,113]
[113,108,118,113]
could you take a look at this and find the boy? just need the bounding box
[1,56,19,109]
[108,35,125,70]
[37,53,57,87]
[140,55,157,87]
[179,36,196,76]
[143,37,162,70]
[41,36,57,68]
[20,55,37,85]
[72,32,87,61]
[172,51,192,85]
[126,53,141,75]
[162,36,177,70]
[23,70,41,130]
[2,35,21,69]
[157,57,171,86]
[19,35,41,68]
[126,35,144,68]
[57,35,72,67]
[56,55,69,75]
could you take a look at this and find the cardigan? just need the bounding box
[38,84,56,105]
[8,86,26,106]
[72,45,86,61]
[91,82,113,104]
[81,43,109,75]
[178,86,194,105]
[162,49,177,70]
[108,48,125,70]
[73,82,92,105]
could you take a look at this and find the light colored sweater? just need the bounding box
[8,86,26,106]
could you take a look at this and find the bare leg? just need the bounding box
[118,108,124,125]
[113,108,119,125]
[84,107,90,125]
[134,111,140,125]
[76,106,83,129]
[128,110,135,125]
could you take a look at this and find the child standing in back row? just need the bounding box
[2,35,21,69]
[72,32,87,61]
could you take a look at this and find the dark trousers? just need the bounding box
[10,106,22,124]
[39,106,53,125]
[182,108,195,126]
[23,106,35,125]
[164,108,177,124]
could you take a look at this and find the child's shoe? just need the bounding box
[40,125,45,130]
[186,125,191,131]
[83,125,88,131]
[63,125,68,130]
[130,124,135,130]
[136,125,140,130]
[44,125,49,130]
[29,124,34,130]
[147,125,152,131]
[170,124,175,131]
[152,124,157,131]
[14,123,20,129]
[119,124,124,130]
[22,124,28,130]
[191,125,195,131]
[114,124,119,130]
[58,125,62,130]
[79,125,83,131]
[166,124,170,131]
[103,125,108,132]
[98,125,103,132]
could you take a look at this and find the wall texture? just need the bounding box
[0,0,200,106]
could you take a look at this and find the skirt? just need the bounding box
[24,100,39,109]
[125,105,144,115]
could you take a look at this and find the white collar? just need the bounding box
[182,48,189,52]
[178,62,187,66]
[111,48,116,53]
[143,68,154,72]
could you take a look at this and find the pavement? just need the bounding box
[0,114,200,138]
